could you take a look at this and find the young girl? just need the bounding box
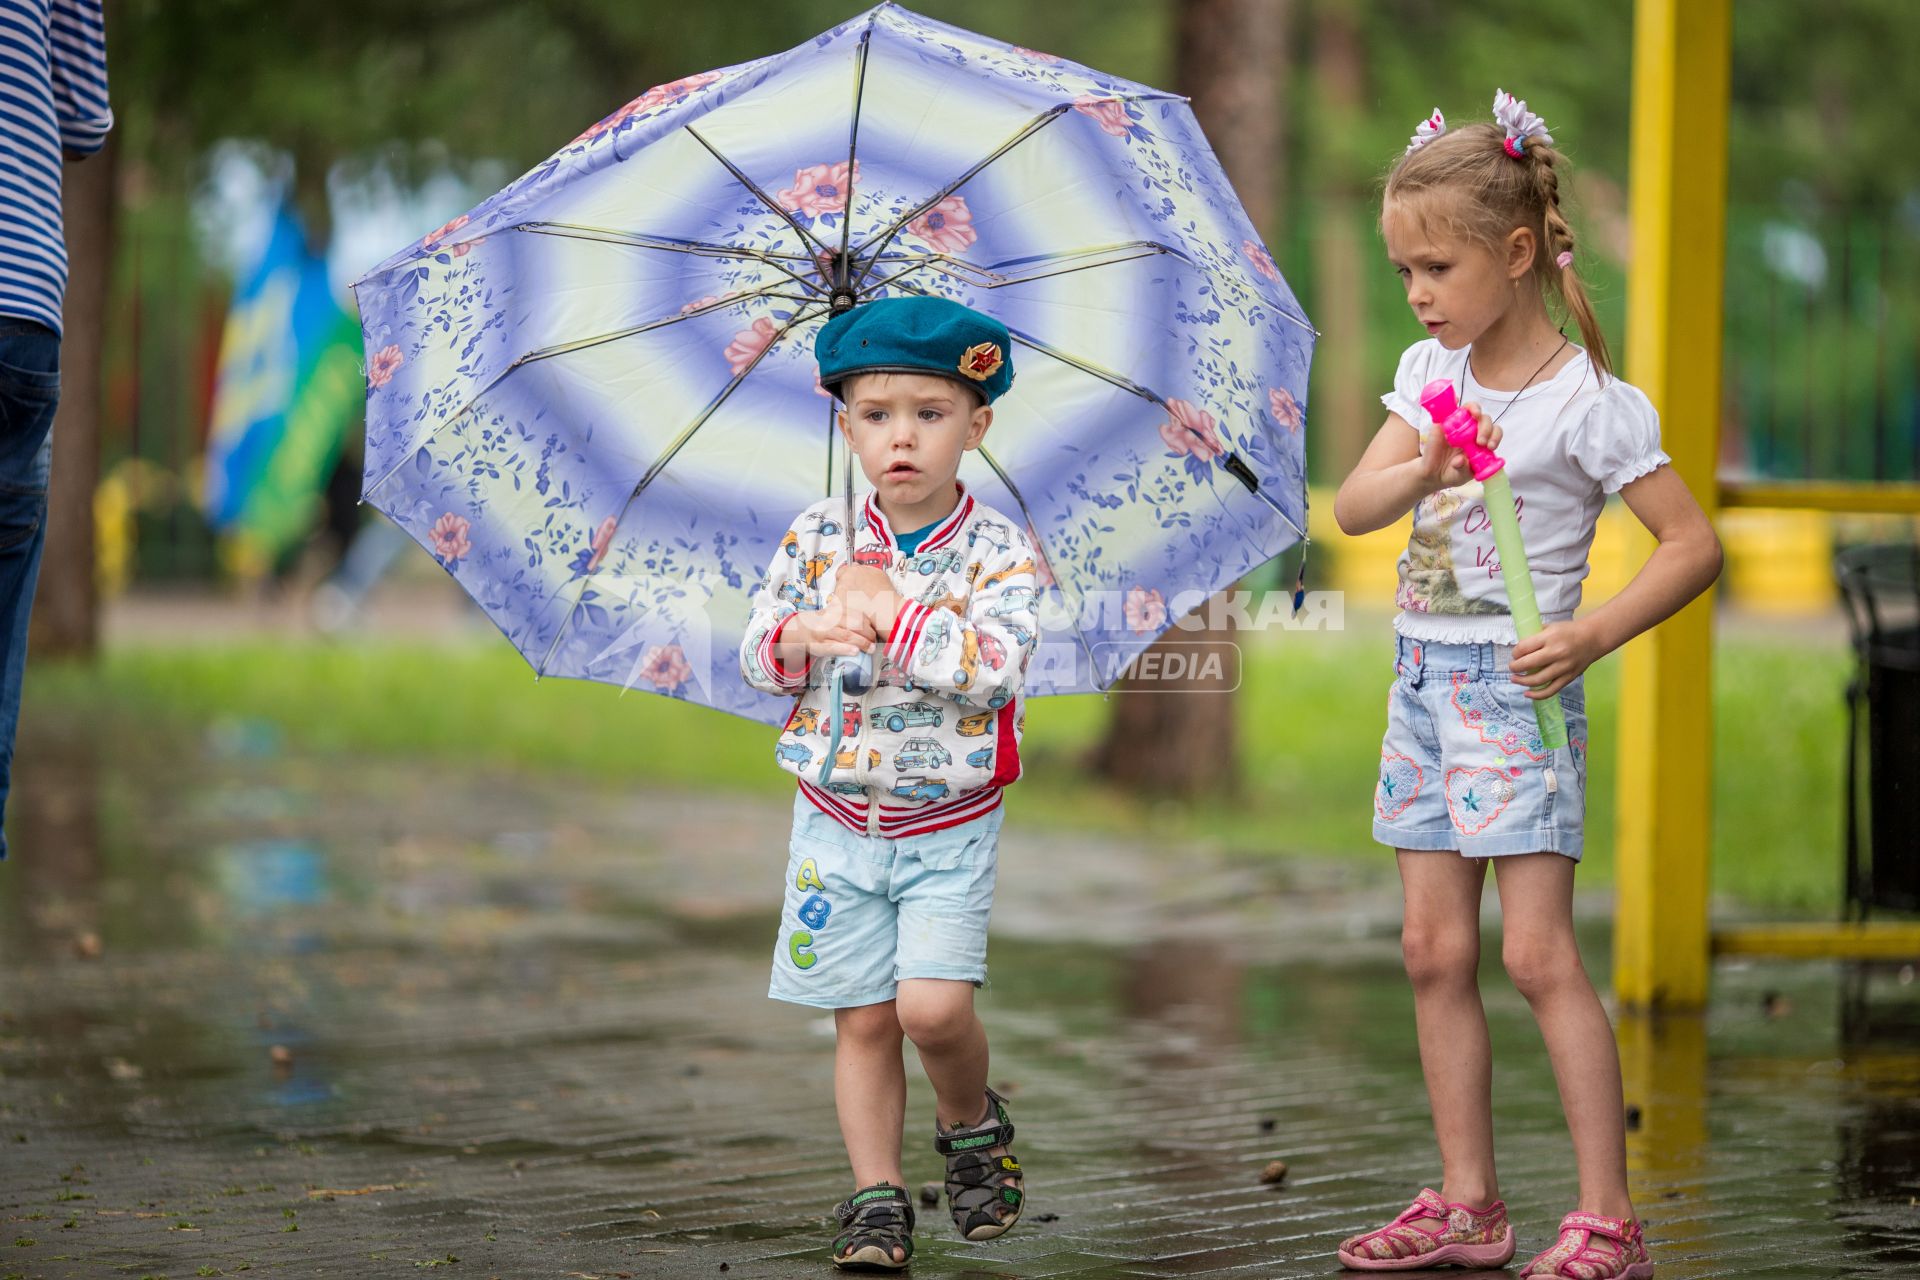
[1331,93,1722,1279]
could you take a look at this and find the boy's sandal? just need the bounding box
[934,1087,1023,1241]
[1336,1188,1517,1271]
[1521,1211,1654,1280]
[831,1183,915,1272]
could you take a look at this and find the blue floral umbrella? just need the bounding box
[352,1,1312,725]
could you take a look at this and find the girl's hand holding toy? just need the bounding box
[1509,620,1601,702]
[1417,400,1503,495]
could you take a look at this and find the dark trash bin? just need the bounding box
[1837,543,1920,916]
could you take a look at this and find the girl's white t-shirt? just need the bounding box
[1380,338,1671,644]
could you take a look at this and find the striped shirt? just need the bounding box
[1,1,112,336]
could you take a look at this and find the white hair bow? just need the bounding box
[1405,108,1446,155]
[1493,89,1552,158]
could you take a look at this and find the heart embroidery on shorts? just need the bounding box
[1446,767,1517,836]
[1448,672,1549,762]
[1377,751,1424,821]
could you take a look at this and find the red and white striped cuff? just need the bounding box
[761,615,811,689]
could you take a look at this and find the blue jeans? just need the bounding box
[0,321,60,859]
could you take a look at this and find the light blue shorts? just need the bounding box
[1373,637,1590,860]
[769,789,1003,1010]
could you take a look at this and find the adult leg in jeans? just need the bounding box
[0,322,62,858]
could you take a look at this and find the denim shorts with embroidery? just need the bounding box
[1372,636,1590,860]
[769,789,1003,1010]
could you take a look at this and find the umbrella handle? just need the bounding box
[815,655,871,785]
[830,415,872,694]
[830,651,872,694]
[817,667,843,786]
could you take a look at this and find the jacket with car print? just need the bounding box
[739,484,1040,839]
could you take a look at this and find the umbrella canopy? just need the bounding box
[352,1,1313,724]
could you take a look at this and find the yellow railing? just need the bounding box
[1720,483,1920,515]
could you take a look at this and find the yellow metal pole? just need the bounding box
[1614,0,1730,1012]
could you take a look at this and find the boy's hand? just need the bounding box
[832,564,903,638]
[1510,619,1601,699]
[783,599,878,660]
[1417,402,1501,494]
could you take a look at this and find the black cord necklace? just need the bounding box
[1461,333,1570,425]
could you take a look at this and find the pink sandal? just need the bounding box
[1337,1188,1517,1270]
[1521,1211,1653,1279]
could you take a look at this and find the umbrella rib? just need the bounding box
[851,258,941,295]
[831,18,876,290]
[1005,331,1156,402]
[684,125,835,261]
[969,236,1311,334]
[1235,475,1309,538]
[517,222,827,294]
[860,241,1177,294]
[942,248,1169,290]
[861,239,1311,337]
[886,279,1159,402]
[361,283,797,500]
[961,241,1179,286]
[534,304,831,677]
[848,105,1069,288]
[972,445,1104,683]
[627,304,832,503]
[974,241,1188,273]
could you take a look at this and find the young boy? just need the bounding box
[740,296,1039,1270]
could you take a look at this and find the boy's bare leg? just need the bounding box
[894,978,990,1126]
[835,1000,908,1196]
[896,977,1020,1238]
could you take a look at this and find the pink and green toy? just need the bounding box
[1419,378,1569,750]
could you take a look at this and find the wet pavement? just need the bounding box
[3,721,1919,1279]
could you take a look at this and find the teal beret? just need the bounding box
[816,295,1015,405]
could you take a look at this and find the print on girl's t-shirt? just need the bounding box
[1398,482,1524,616]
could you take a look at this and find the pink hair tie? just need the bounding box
[1556,251,1574,269]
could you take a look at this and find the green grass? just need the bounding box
[21,623,1852,911]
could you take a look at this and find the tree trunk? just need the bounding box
[30,140,116,660]
[1313,2,1371,478]
[1173,0,1289,228]
[1092,0,1290,798]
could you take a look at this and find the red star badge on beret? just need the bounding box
[959,341,1003,381]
